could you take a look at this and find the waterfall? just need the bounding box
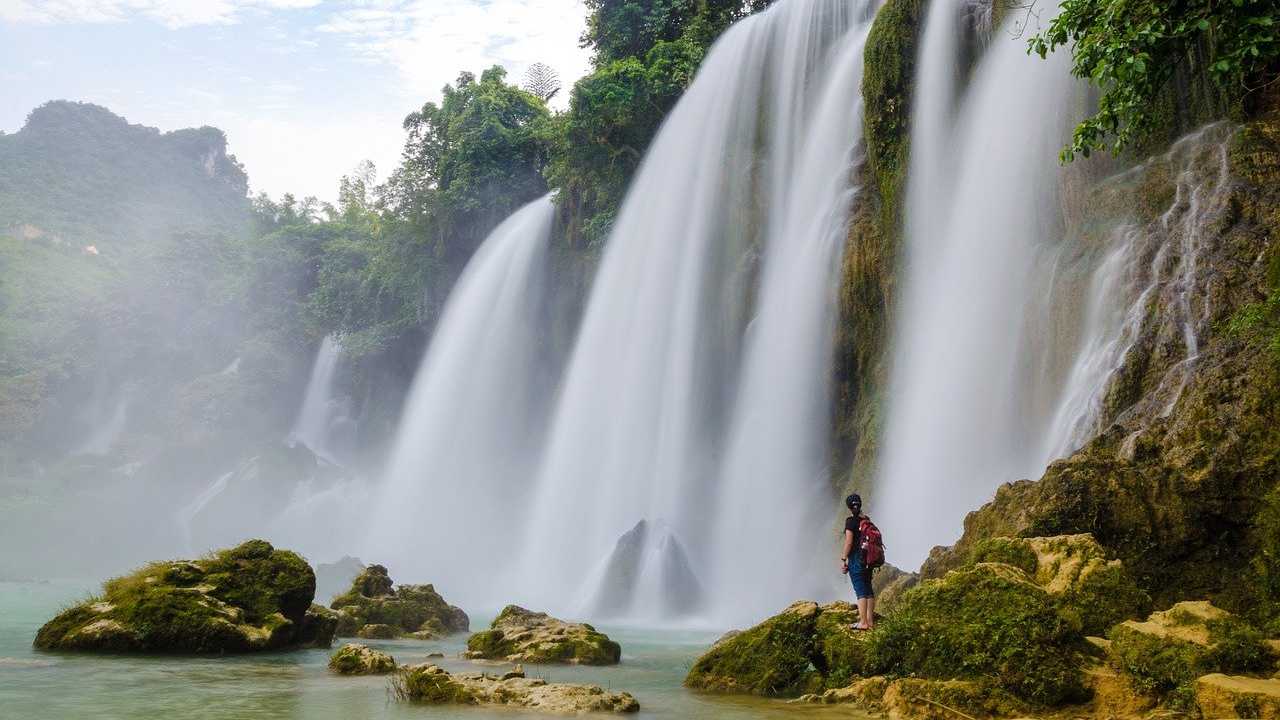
[518,0,878,624]
[365,195,555,604]
[877,9,1084,566]
[288,334,349,465]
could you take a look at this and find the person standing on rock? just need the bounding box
[841,493,877,630]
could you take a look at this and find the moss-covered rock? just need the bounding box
[33,539,328,653]
[1109,601,1275,704]
[329,564,468,639]
[1195,674,1280,719]
[392,663,639,714]
[968,534,1150,635]
[684,601,868,697]
[463,605,620,666]
[798,676,1027,720]
[864,563,1087,706]
[328,642,396,675]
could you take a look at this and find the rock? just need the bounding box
[871,563,919,614]
[583,519,705,618]
[968,534,1151,634]
[357,623,398,640]
[330,564,468,639]
[465,605,621,666]
[1195,674,1280,719]
[684,600,867,697]
[863,563,1086,706]
[391,663,639,714]
[314,556,365,605]
[329,643,396,675]
[794,676,1026,720]
[502,664,525,680]
[33,539,325,654]
[1108,601,1274,699]
[297,604,339,648]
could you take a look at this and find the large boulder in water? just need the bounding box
[329,564,468,639]
[464,605,621,665]
[328,642,396,675]
[33,539,332,653]
[585,519,704,618]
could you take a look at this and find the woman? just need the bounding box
[840,493,876,630]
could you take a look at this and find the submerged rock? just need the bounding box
[33,539,329,653]
[329,643,396,675]
[464,605,621,665]
[685,600,867,697]
[584,519,704,618]
[329,564,468,639]
[391,663,639,714]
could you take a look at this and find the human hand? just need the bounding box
[840,559,849,574]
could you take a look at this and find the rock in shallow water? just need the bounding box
[328,643,396,675]
[392,663,638,714]
[464,605,621,665]
[33,539,330,654]
[329,564,468,639]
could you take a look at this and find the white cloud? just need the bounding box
[0,0,320,29]
[319,0,591,109]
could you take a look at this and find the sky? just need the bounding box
[0,0,593,201]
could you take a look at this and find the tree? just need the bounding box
[523,62,561,102]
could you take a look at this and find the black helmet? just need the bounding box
[845,493,862,511]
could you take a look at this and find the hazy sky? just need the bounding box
[0,0,592,200]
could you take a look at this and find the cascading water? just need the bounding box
[365,195,555,605]
[877,8,1085,566]
[519,0,879,625]
[288,334,351,465]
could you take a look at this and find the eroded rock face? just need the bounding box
[684,601,867,697]
[330,565,468,639]
[33,539,328,653]
[392,663,639,714]
[584,519,705,618]
[329,643,396,675]
[464,605,621,665]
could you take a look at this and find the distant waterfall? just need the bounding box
[366,195,555,604]
[519,0,879,624]
[289,334,349,465]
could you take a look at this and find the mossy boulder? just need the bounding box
[684,601,868,697]
[329,564,468,639]
[1108,601,1275,703]
[328,642,395,675]
[1195,674,1280,719]
[864,563,1087,706]
[797,676,1027,720]
[33,539,328,653]
[392,663,639,713]
[969,534,1151,635]
[464,605,620,665]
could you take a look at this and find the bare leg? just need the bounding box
[856,597,870,629]
[866,596,877,629]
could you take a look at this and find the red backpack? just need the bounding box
[859,517,886,569]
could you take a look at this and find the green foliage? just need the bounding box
[1228,285,1280,357]
[864,565,1086,706]
[1029,0,1280,161]
[970,537,1040,574]
[684,603,823,696]
[1108,612,1272,700]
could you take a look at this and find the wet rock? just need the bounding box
[330,564,468,639]
[796,676,1027,720]
[33,539,325,653]
[1195,674,1280,719]
[464,605,621,665]
[391,663,639,714]
[871,563,919,614]
[584,519,704,618]
[329,643,396,675]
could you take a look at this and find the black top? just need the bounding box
[844,515,860,560]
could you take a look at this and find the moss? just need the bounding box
[466,607,620,665]
[684,601,822,697]
[812,602,866,689]
[391,665,477,704]
[329,643,395,675]
[864,564,1086,706]
[862,0,922,230]
[329,566,468,638]
[970,537,1039,574]
[1109,611,1272,701]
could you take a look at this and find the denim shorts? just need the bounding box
[849,561,874,599]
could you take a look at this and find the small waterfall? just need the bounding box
[288,335,350,465]
[365,195,555,603]
[174,470,232,554]
[519,0,878,624]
